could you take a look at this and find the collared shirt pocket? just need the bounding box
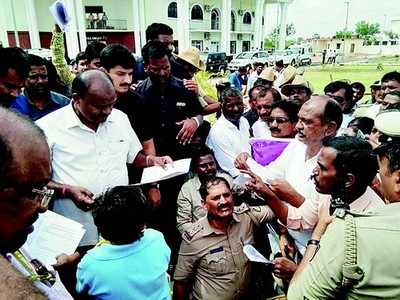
[205,249,228,275]
[107,139,130,162]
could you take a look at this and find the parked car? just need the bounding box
[267,49,299,66]
[228,51,270,71]
[199,52,228,73]
[26,48,52,61]
[288,44,313,66]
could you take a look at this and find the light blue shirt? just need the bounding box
[228,71,243,91]
[76,229,171,300]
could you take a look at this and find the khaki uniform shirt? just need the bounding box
[176,172,233,234]
[288,203,400,300]
[174,203,274,300]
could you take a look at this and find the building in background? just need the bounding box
[0,0,293,58]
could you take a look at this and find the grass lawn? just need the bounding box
[304,56,400,94]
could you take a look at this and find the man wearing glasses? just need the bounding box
[266,100,300,139]
[0,107,66,298]
[10,54,69,121]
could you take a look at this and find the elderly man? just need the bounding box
[176,146,232,233]
[258,136,384,282]
[207,88,251,177]
[236,96,342,251]
[173,176,274,300]
[252,87,281,138]
[37,70,170,248]
[0,108,69,299]
[280,75,312,105]
[0,47,29,107]
[10,54,69,120]
[288,111,400,299]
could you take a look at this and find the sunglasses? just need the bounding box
[266,117,290,124]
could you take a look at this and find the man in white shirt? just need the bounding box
[252,87,281,138]
[247,62,264,90]
[206,88,251,177]
[37,70,171,248]
[235,96,343,249]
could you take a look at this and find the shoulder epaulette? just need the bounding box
[234,202,250,214]
[182,223,203,242]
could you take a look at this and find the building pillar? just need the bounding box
[176,0,190,53]
[278,2,288,50]
[64,0,80,59]
[262,2,269,44]
[0,3,9,47]
[24,0,40,48]
[74,0,87,51]
[221,0,232,54]
[138,0,146,46]
[132,0,142,55]
[254,0,265,50]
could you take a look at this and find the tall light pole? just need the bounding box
[342,0,350,62]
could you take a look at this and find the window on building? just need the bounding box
[336,43,341,49]
[243,12,252,24]
[391,40,397,45]
[231,11,236,31]
[192,40,203,50]
[168,2,177,18]
[211,41,220,52]
[230,41,237,54]
[350,43,355,53]
[382,41,388,45]
[242,41,250,51]
[191,5,203,20]
[211,9,220,30]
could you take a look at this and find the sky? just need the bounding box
[264,0,399,38]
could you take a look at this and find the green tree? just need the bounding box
[335,29,353,39]
[263,23,296,50]
[355,21,380,37]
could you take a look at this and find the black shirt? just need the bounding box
[114,90,153,142]
[243,109,259,127]
[135,76,203,158]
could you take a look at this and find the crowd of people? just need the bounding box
[0,21,400,300]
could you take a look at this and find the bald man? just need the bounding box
[236,96,343,252]
[0,108,50,299]
[37,70,171,248]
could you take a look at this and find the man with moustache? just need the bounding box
[280,75,313,105]
[176,146,232,233]
[288,112,400,299]
[266,100,300,139]
[252,87,281,138]
[173,176,274,300]
[0,47,29,107]
[236,96,342,252]
[207,88,251,177]
[243,85,263,127]
[10,54,69,121]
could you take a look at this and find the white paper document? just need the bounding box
[49,0,71,31]
[243,244,274,265]
[138,158,192,185]
[22,211,85,267]
[246,157,274,184]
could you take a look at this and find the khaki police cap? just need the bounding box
[281,75,313,96]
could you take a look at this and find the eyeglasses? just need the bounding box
[28,74,48,81]
[266,117,290,124]
[31,187,54,208]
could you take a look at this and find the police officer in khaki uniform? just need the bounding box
[173,176,274,300]
[288,110,400,299]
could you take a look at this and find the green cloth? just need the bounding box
[288,203,400,300]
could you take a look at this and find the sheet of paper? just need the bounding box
[246,157,274,184]
[137,158,192,185]
[243,244,274,265]
[22,211,85,267]
[49,0,71,31]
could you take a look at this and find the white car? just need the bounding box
[268,49,299,66]
[26,48,52,61]
[228,51,269,71]
[288,45,313,66]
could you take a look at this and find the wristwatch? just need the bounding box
[307,239,320,246]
